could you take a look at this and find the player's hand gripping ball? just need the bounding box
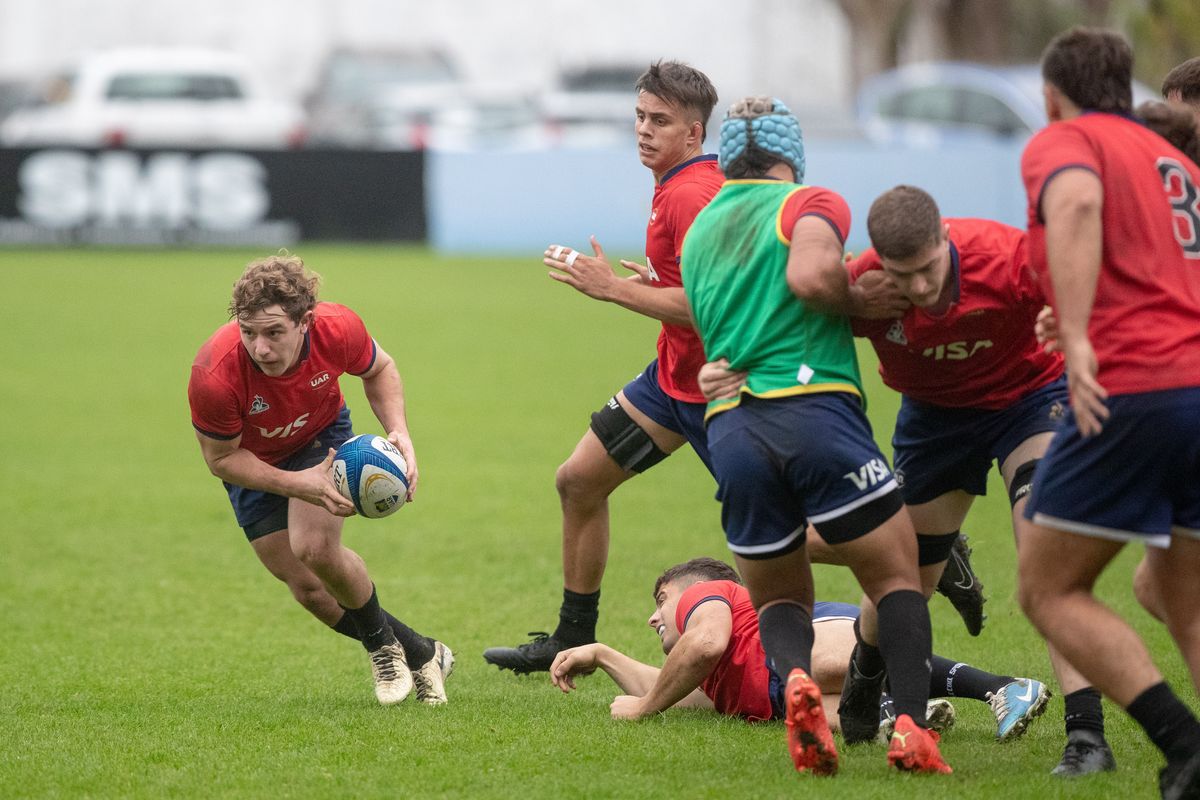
[332,435,409,518]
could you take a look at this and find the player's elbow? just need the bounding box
[202,451,232,480]
[787,270,843,311]
[786,270,828,303]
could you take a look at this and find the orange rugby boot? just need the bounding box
[887,713,953,774]
[785,668,839,776]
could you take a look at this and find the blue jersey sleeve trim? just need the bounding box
[682,594,732,631]
[349,340,378,376]
[1035,163,1098,224]
[193,423,240,440]
[801,212,846,245]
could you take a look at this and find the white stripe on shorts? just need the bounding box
[727,525,805,556]
[808,479,898,525]
[1032,513,1171,549]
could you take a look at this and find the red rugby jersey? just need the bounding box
[850,219,1063,409]
[646,153,723,402]
[1022,113,1200,395]
[675,580,773,722]
[189,302,376,464]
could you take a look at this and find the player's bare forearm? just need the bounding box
[360,346,418,496]
[197,433,306,497]
[608,282,694,328]
[544,238,693,327]
[591,645,664,697]
[634,629,725,716]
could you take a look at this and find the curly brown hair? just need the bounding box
[228,252,320,323]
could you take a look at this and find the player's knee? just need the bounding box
[1015,575,1048,624]
[1132,561,1166,622]
[554,458,605,507]
[292,538,337,571]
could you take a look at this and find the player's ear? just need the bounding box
[299,309,314,333]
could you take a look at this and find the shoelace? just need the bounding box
[371,646,399,681]
[985,689,1008,719]
[519,631,552,649]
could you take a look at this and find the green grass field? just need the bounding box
[0,244,1188,799]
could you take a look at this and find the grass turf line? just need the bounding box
[0,244,1188,799]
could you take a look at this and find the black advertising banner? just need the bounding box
[0,148,426,245]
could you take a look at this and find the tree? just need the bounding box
[1126,0,1200,90]
[836,0,910,89]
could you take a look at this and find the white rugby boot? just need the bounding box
[412,641,455,705]
[368,641,413,705]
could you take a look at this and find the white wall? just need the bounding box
[0,0,852,111]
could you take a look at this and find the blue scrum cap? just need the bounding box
[718,96,805,182]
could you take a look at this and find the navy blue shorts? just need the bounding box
[707,393,904,558]
[1026,387,1200,548]
[766,600,862,718]
[893,377,1068,505]
[224,406,355,541]
[621,359,713,473]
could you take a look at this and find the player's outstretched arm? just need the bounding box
[195,433,354,516]
[359,345,418,499]
[544,236,693,327]
[611,601,730,720]
[1041,168,1109,436]
[550,643,661,696]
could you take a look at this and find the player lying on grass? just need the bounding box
[698,184,1113,775]
[188,253,453,706]
[550,558,1047,744]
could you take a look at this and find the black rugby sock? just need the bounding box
[1127,682,1200,762]
[851,615,885,677]
[331,612,360,640]
[342,584,396,651]
[384,611,436,666]
[330,609,434,665]
[876,590,933,725]
[553,588,600,646]
[758,602,815,678]
[1063,687,1106,736]
[929,655,1012,700]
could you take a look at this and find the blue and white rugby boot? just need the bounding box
[987,678,1050,741]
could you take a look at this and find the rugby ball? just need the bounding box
[332,435,409,518]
